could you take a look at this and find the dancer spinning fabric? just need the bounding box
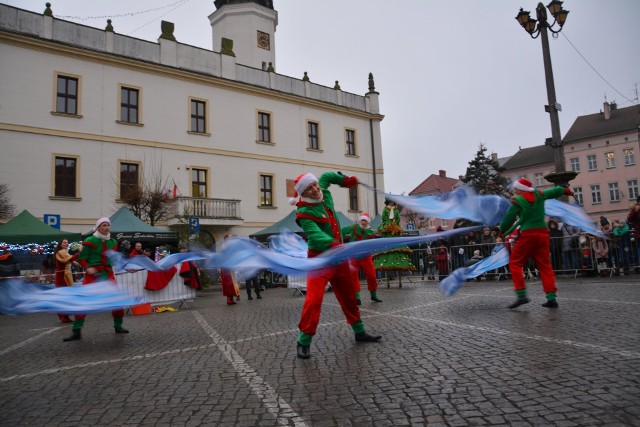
[63,217,129,341]
[499,179,573,309]
[292,171,382,359]
[341,213,382,304]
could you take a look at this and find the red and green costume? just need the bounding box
[499,186,568,302]
[295,172,366,346]
[71,234,125,330]
[341,223,379,300]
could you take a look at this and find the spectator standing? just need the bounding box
[129,242,144,257]
[548,219,563,270]
[0,250,20,279]
[592,236,609,276]
[612,219,632,275]
[627,196,640,270]
[178,246,201,290]
[560,221,581,271]
[54,239,80,323]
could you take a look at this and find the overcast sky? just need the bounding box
[5,0,639,194]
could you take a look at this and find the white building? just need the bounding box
[0,1,385,246]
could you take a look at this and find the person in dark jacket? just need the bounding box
[0,251,20,279]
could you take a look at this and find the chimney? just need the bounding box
[491,152,498,161]
[603,102,611,120]
[438,170,446,178]
[458,175,464,180]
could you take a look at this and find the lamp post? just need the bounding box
[516,1,577,187]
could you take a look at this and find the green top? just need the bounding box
[79,234,118,269]
[612,223,629,237]
[500,186,566,234]
[341,223,376,243]
[296,172,346,253]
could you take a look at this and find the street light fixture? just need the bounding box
[515,1,577,187]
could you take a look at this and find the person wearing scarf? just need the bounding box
[63,217,129,341]
[499,179,573,309]
[291,172,382,359]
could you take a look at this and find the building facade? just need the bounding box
[406,170,462,233]
[563,102,639,222]
[0,2,385,246]
[500,145,556,191]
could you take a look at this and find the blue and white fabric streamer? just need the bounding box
[0,280,146,315]
[439,245,510,296]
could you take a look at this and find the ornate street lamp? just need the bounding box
[515,1,577,187]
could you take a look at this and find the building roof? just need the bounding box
[501,145,554,170]
[0,210,82,244]
[409,171,460,196]
[563,104,640,143]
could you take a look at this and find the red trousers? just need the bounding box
[350,256,378,293]
[74,270,124,321]
[298,260,361,336]
[509,229,557,293]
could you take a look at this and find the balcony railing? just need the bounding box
[173,197,242,220]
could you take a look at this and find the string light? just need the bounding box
[55,0,189,22]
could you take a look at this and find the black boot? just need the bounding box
[115,326,129,334]
[63,329,81,342]
[355,332,382,342]
[247,293,253,300]
[296,343,310,359]
[356,299,361,305]
[256,293,262,299]
[542,300,559,308]
[371,296,383,303]
[508,296,530,309]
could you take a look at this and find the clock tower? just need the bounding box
[209,0,277,70]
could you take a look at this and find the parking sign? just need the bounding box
[43,214,61,229]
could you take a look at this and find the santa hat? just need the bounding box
[289,173,318,205]
[94,217,110,230]
[513,178,535,192]
[358,213,371,223]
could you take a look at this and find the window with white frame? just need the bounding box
[628,179,638,201]
[345,129,356,156]
[190,99,207,134]
[624,148,635,166]
[605,152,616,168]
[441,219,448,228]
[573,186,583,206]
[120,86,140,123]
[587,155,597,171]
[590,184,602,204]
[259,174,273,207]
[534,173,544,186]
[258,111,271,143]
[191,168,207,198]
[608,182,620,202]
[570,157,580,172]
[427,218,434,229]
[307,121,319,150]
[54,155,78,197]
[119,161,140,199]
[56,74,79,115]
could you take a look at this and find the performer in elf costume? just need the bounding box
[341,213,382,304]
[63,217,129,341]
[499,178,574,309]
[292,172,382,359]
[373,199,415,287]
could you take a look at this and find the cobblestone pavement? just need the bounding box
[1,275,639,426]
